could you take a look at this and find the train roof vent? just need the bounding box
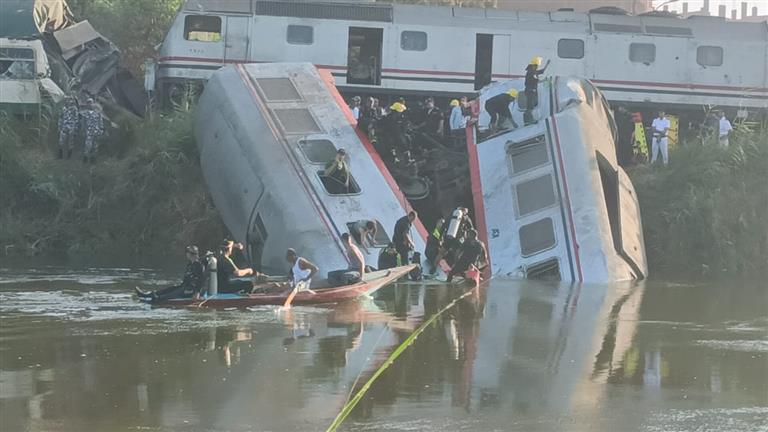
[272,108,323,135]
[255,78,302,102]
[254,1,393,22]
[593,23,643,33]
[645,26,693,36]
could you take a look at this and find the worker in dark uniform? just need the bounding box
[217,240,259,293]
[424,218,445,275]
[57,96,79,159]
[417,97,443,137]
[135,246,204,302]
[446,229,487,283]
[392,211,417,265]
[524,57,550,125]
[485,88,519,131]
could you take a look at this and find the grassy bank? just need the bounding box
[0,111,225,263]
[628,122,768,279]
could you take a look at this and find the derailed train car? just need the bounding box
[469,77,647,283]
[194,62,426,274]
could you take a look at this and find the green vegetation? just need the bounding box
[628,122,768,279]
[0,110,225,262]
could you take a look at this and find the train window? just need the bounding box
[557,39,584,59]
[519,218,556,257]
[515,174,557,217]
[183,15,221,42]
[507,135,549,174]
[400,31,427,51]
[318,171,361,195]
[629,43,655,64]
[346,221,390,248]
[298,139,337,164]
[272,108,323,134]
[0,48,36,79]
[525,258,560,280]
[287,25,314,45]
[697,46,723,66]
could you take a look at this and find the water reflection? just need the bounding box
[0,269,766,431]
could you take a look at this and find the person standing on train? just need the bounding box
[485,89,519,131]
[718,111,733,148]
[524,57,549,125]
[349,96,361,121]
[449,99,467,135]
[650,111,671,165]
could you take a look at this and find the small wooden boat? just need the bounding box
[143,265,416,308]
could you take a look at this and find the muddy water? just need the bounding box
[0,267,766,432]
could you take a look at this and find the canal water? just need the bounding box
[0,267,766,431]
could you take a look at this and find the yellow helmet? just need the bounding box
[506,88,519,97]
[530,56,543,66]
[450,99,460,107]
[390,102,406,113]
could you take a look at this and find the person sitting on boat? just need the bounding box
[329,233,369,286]
[324,148,350,194]
[446,229,487,283]
[350,219,378,254]
[378,243,399,270]
[136,245,204,302]
[425,218,445,275]
[218,240,260,294]
[392,211,417,265]
[286,248,319,294]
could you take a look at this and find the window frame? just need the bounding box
[286,24,314,45]
[0,47,36,79]
[557,38,585,60]
[519,218,558,257]
[183,15,222,42]
[696,45,723,67]
[400,30,428,52]
[629,42,656,64]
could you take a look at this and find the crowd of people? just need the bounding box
[56,95,108,163]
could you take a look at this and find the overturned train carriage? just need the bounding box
[470,77,648,283]
[194,62,426,275]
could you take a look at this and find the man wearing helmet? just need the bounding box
[524,56,550,123]
[135,245,205,302]
[485,88,519,131]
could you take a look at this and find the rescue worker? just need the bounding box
[424,218,445,275]
[349,96,361,121]
[135,246,204,302]
[57,96,79,159]
[524,56,550,124]
[650,111,671,165]
[217,240,259,293]
[358,96,378,141]
[718,111,733,148]
[81,98,105,164]
[485,88,519,131]
[378,243,399,270]
[328,233,368,286]
[448,99,467,135]
[385,101,411,154]
[324,148,351,193]
[446,229,487,283]
[419,97,443,137]
[392,211,417,265]
[350,219,378,254]
[286,248,319,294]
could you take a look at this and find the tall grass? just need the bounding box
[629,121,768,279]
[0,109,225,262]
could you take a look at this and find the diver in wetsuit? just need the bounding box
[446,229,487,283]
[135,245,204,302]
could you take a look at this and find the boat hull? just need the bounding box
[145,265,416,308]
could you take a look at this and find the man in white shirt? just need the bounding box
[349,96,361,121]
[718,111,733,147]
[650,111,671,165]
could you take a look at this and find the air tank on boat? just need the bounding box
[193,62,426,275]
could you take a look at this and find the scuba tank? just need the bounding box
[204,252,217,297]
[445,207,466,240]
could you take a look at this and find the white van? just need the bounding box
[0,38,63,117]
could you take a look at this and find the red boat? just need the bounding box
[145,265,416,308]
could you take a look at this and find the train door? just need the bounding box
[224,16,250,62]
[347,27,383,86]
[475,34,494,90]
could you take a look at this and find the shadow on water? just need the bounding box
[0,267,766,431]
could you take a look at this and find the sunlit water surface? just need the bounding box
[0,267,766,431]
